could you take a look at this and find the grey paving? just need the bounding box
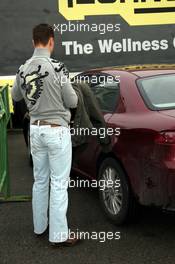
[0,131,175,264]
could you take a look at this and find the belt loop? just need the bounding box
[37,120,40,126]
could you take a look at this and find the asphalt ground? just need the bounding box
[0,131,175,264]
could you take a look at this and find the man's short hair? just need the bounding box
[33,24,54,46]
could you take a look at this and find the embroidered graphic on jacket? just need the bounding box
[51,60,69,77]
[20,65,49,105]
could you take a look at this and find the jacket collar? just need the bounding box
[32,48,50,58]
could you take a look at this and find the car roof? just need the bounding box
[84,64,175,78]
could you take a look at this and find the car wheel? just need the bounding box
[98,157,137,225]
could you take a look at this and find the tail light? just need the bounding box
[155,131,175,144]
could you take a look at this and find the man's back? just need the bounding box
[12,48,77,127]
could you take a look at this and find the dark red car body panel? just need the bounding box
[73,67,175,209]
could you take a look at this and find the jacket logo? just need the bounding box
[58,0,175,26]
[20,65,49,105]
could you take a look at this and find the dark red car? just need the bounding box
[72,65,175,224]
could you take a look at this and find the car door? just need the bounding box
[73,73,120,178]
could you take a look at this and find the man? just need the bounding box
[11,24,79,246]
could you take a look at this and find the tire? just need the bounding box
[98,157,137,225]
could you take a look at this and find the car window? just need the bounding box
[137,74,175,110]
[91,79,120,113]
[74,73,120,112]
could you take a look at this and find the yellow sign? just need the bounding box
[58,0,175,26]
[0,78,15,113]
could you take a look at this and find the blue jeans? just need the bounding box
[30,125,72,242]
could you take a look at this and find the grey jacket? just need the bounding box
[11,48,78,127]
